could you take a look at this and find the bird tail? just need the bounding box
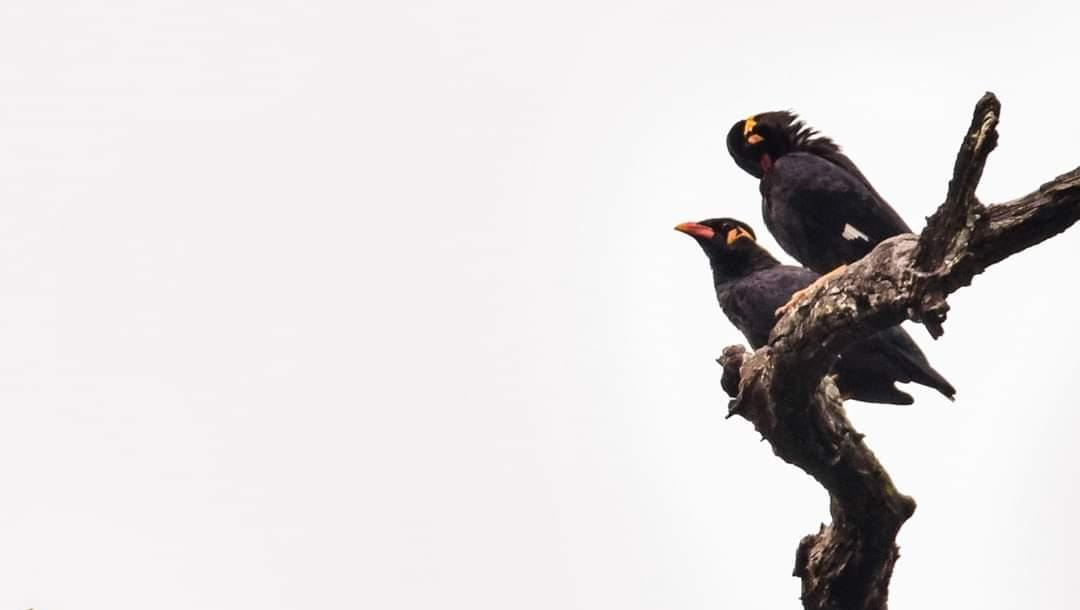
[905,357,956,401]
[882,328,957,401]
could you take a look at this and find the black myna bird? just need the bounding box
[727,112,912,314]
[675,217,955,405]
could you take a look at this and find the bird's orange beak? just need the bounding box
[674,222,715,239]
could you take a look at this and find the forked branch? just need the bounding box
[718,93,1080,610]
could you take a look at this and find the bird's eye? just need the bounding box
[725,226,754,245]
[746,131,764,146]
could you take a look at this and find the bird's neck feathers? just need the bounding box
[708,245,780,288]
[785,122,849,167]
[786,123,887,205]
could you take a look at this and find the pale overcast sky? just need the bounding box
[0,1,1078,609]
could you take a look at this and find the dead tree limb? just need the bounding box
[717,92,1080,610]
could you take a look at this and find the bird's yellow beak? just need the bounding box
[726,227,753,245]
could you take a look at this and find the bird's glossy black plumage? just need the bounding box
[675,217,955,405]
[727,111,911,273]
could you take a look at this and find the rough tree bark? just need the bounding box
[717,93,1080,610]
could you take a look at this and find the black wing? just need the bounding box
[835,326,956,404]
[718,266,818,348]
[762,152,911,273]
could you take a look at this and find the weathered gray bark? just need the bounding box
[717,93,1080,610]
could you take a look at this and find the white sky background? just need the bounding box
[0,1,1078,609]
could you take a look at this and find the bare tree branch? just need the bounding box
[718,93,1080,610]
[912,91,1000,338]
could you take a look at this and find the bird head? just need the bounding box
[674,217,776,283]
[726,111,808,178]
